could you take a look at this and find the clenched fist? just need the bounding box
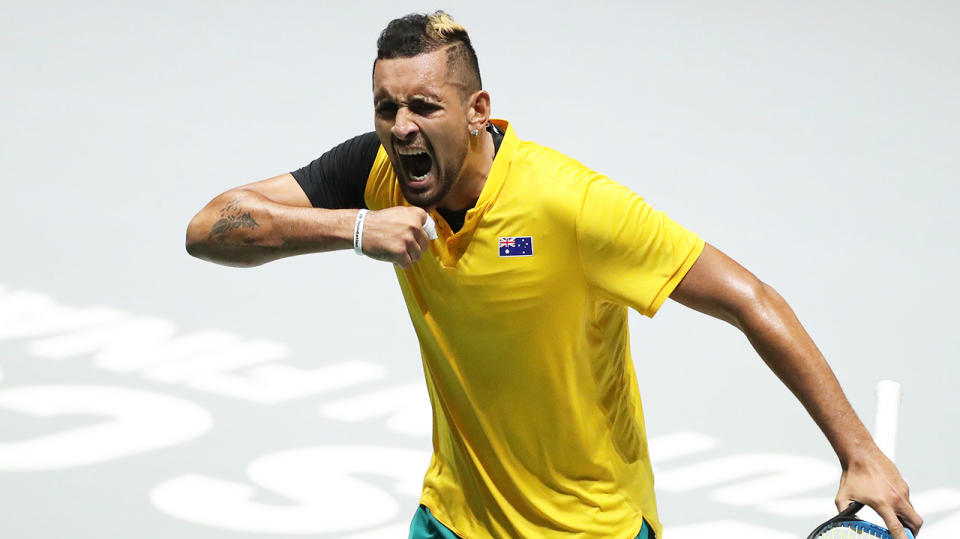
[360,207,432,268]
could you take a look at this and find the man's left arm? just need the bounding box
[669,243,923,539]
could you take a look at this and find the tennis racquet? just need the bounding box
[806,380,915,539]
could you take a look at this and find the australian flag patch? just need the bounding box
[498,236,533,257]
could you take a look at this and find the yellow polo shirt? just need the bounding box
[364,120,703,538]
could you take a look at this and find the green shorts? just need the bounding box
[409,505,655,539]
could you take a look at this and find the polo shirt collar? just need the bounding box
[431,118,517,267]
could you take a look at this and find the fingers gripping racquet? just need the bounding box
[807,503,914,538]
[806,380,914,539]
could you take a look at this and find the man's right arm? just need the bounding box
[185,173,429,268]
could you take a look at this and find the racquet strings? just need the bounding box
[815,522,892,538]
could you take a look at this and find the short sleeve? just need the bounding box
[291,132,380,209]
[577,176,704,317]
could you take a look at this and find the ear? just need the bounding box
[466,90,491,132]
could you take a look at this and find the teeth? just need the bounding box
[397,148,427,156]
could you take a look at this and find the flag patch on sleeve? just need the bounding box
[498,236,533,257]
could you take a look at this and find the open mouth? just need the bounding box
[397,149,433,181]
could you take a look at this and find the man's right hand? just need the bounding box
[361,206,431,269]
[186,173,435,268]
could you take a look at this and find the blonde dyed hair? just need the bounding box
[376,11,482,94]
[425,11,468,40]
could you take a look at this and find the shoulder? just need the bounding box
[513,141,597,185]
[508,140,611,216]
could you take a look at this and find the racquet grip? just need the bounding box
[873,380,903,462]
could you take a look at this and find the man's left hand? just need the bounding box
[836,449,923,538]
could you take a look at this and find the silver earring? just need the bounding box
[470,128,479,136]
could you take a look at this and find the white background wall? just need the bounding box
[2,1,958,537]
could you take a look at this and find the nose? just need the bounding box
[391,106,418,141]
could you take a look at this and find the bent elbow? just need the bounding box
[184,233,206,260]
[717,276,776,330]
[184,235,263,268]
[184,214,211,259]
[184,215,262,268]
[754,280,785,309]
[732,279,790,331]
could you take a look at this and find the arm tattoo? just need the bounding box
[208,198,260,242]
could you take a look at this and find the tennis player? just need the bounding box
[186,11,922,539]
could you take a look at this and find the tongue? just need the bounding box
[406,153,432,177]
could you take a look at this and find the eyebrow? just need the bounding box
[373,91,443,105]
[415,92,441,101]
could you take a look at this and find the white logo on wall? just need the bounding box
[0,284,958,537]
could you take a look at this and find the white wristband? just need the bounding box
[353,209,368,255]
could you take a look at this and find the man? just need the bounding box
[186,11,922,539]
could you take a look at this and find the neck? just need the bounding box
[436,129,495,211]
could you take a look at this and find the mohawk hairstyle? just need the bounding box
[375,11,482,96]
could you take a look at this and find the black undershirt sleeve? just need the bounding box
[292,124,504,233]
[291,132,380,209]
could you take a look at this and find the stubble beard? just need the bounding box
[399,139,469,210]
